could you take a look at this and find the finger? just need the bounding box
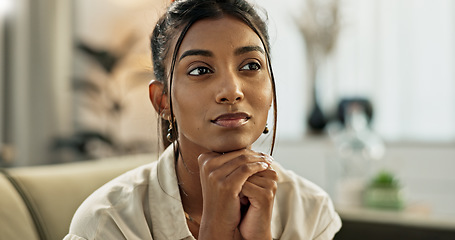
[247,168,277,187]
[217,154,272,178]
[241,181,276,207]
[222,161,270,189]
[246,174,278,191]
[199,150,272,176]
[199,150,273,166]
[258,152,275,165]
[249,168,278,181]
[197,151,222,166]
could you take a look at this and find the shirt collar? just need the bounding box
[149,145,195,240]
[271,162,283,239]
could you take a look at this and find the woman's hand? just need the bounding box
[197,149,277,240]
[238,167,277,240]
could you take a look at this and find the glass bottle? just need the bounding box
[331,102,385,207]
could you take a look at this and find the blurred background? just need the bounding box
[1,0,454,238]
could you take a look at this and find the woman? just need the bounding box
[65,0,341,239]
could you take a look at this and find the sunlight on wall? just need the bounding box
[0,0,13,16]
[260,0,455,142]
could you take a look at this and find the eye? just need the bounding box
[188,66,213,76]
[240,62,261,71]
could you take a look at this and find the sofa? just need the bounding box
[5,151,455,240]
[0,153,155,240]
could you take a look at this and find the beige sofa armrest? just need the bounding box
[0,172,40,240]
[3,153,155,240]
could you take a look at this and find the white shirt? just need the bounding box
[65,146,342,240]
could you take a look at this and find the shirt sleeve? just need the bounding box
[63,234,88,240]
[312,195,342,240]
[272,162,343,240]
[313,210,342,240]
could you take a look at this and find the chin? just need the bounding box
[209,138,255,154]
[211,146,246,154]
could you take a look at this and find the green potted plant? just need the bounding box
[364,170,405,210]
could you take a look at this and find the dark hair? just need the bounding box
[150,0,278,154]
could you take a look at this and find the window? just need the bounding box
[262,0,455,142]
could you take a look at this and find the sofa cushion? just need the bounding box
[0,172,40,240]
[5,153,155,240]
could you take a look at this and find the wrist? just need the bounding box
[240,227,272,240]
[198,222,238,240]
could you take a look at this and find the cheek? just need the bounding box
[172,84,208,129]
[250,82,273,111]
[172,92,192,122]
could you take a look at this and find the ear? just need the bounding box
[149,80,169,117]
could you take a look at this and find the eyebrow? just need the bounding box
[178,45,265,61]
[234,45,265,55]
[179,49,213,61]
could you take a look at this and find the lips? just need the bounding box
[211,112,250,128]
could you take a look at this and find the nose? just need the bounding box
[215,72,244,104]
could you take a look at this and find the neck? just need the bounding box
[175,140,204,219]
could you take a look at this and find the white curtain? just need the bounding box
[333,0,455,142]
[5,0,72,165]
[262,0,455,142]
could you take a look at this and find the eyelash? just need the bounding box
[187,61,262,76]
[188,66,213,76]
[240,62,261,71]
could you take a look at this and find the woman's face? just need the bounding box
[171,16,272,153]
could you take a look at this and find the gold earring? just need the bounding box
[263,124,269,134]
[166,119,174,142]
